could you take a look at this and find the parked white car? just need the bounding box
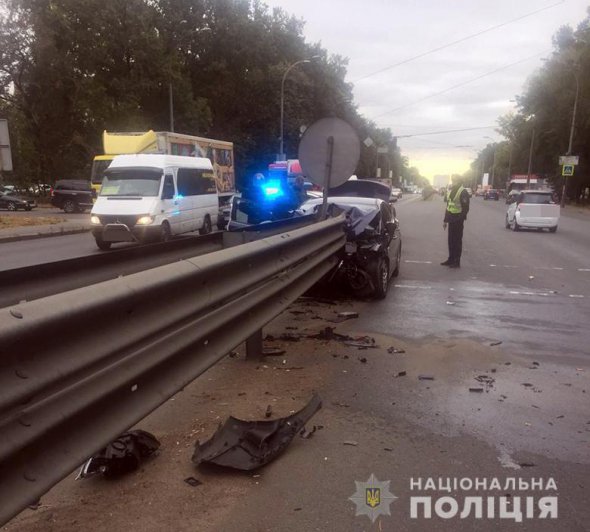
[505,190,559,232]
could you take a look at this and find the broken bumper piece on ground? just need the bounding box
[77,430,160,479]
[191,393,322,471]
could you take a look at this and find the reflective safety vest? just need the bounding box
[447,186,464,214]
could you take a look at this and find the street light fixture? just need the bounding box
[279,56,320,161]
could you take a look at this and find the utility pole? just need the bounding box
[526,127,535,187]
[561,71,579,208]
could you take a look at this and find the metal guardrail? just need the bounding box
[0,216,345,525]
[0,232,224,308]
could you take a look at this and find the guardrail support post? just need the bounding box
[246,328,263,361]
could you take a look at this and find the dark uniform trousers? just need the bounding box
[448,219,464,265]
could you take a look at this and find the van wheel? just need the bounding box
[160,221,172,242]
[63,200,77,214]
[199,215,212,235]
[95,237,111,251]
[511,218,520,232]
[549,226,557,233]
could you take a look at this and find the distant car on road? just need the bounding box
[506,190,559,232]
[0,190,37,211]
[391,187,403,200]
[51,179,96,213]
[483,189,500,201]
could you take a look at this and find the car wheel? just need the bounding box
[511,218,520,232]
[392,245,401,277]
[25,206,32,211]
[199,215,212,235]
[7,203,16,211]
[160,221,172,242]
[505,214,510,229]
[549,226,557,233]
[63,200,77,213]
[369,256,389,300]
[95,237,111,251]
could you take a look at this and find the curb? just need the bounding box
[0,227,90,244]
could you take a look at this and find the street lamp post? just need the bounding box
[279,57,317,161]
[561,71,579,208]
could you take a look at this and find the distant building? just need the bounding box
[433,175,450,190]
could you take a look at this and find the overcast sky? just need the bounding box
[263,0,589,179]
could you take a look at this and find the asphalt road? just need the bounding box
[360,193,590,361]
[5,194,590,531]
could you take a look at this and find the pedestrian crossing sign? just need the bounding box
[562,164,574,177]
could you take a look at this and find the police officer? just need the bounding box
[441,175,470,268]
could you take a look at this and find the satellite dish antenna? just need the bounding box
[298,117,360,218]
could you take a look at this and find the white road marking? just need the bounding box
[404,260,432,264]
[394,284,432,289]
[509,291,554,297]
[578,268,590,272]
[569,294,585,298]
[534,266,564,271]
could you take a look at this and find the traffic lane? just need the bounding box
[0,230,224,272]
[355,279,590,361]
[396,195,589,297]
[0,232,121,271]
[374,195,590,359]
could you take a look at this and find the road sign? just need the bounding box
[0,119,13,172]
[559,155,579,166]
[562,164,574,177]
[298,118,360,188]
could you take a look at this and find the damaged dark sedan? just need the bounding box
[299,191,401,299]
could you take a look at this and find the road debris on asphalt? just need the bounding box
[265,405,273,418]
[192,394,322,471]
[184,477,202,487]
[387,346,406,354]
[490,341,503,346]
[358,357,368,364]
[263,347,286,357]
[469,387,484,393]
[418,374,435,381]
[300,425,323,439]
[396,371,407,377]
[344,336,378,349]
[343,441,359,446]
[76,430,160,479]
[475,374,495,391]
[327,311,359,323]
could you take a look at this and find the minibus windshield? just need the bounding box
[101,168,163,197]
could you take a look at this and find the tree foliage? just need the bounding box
[0,0,403,188]
[468,8,590,201]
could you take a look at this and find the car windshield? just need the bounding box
[521,193,553,204]
[101,168,162,197]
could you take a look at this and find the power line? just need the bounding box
[372,50,548,120]
[353,0,563,83]
[395,125,496,138]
